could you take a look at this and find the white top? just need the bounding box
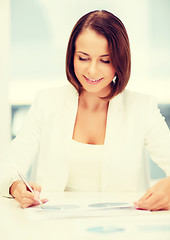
[65,139,104,191]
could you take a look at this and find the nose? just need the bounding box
[87,61,97,77]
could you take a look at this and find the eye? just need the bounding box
[101,59,110,64]
[78,56,88,61]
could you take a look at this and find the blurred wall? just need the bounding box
[0,0,11,151]
[10,0,170,104]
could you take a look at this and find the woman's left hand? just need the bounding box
[134,176,170,211]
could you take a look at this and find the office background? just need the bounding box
[0,0,170,180]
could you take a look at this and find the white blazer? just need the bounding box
[0,84,170,196]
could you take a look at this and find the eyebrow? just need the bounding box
[76,51,109,57]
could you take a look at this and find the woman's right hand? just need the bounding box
[10,180,48,208]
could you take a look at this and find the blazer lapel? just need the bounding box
[105,92,124,146]
[102,92,125,191]
[38,85,79,192]
[54,86,78,187]
[60,85,79,141]
[56,85,79,182]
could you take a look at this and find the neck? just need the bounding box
[79,91,109,112]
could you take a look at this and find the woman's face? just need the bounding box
[74,28,116,97]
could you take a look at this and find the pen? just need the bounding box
[17,171,45,209]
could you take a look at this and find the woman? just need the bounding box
[0,10,170,210]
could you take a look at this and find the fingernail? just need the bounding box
[44,199,49,203]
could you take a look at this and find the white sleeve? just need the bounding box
[0,92,42,197]
[144,98,170,176]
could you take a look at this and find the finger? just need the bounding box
[17,182,42,200]
[18,189,45,208]
[138,189,153,202]
[146,190,170,211]
[14,186,37,207]
[31,198,49,207]
[20,197,39,208]
[136,194,160,210]
[134,188,155,208]
[150,203,165,211]
[21,191,42,206]
[14,194,36,208]
[22,198,49,208]
[33,191,41,201]
[12,182,27,198]
[150,196,170,211]
[14,192,39,208]
[146,199,163,211]
[29,183,42,193]
[21,194,48,208]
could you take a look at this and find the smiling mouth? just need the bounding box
[84,76,103,84]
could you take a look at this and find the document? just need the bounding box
[25,198,170,239]
[25,200,149,220]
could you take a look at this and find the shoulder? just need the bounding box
[33,84,77,106]
[29,84,78,117]
[35,84,72,101]
[115,90,159,121]
[117,90,161,130]
[121,89,158,109]
[122,89,156,103]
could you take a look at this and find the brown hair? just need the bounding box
[66,10,131,100]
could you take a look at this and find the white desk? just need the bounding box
[0,192,170,240]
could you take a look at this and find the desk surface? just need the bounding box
[0,192,170,240]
